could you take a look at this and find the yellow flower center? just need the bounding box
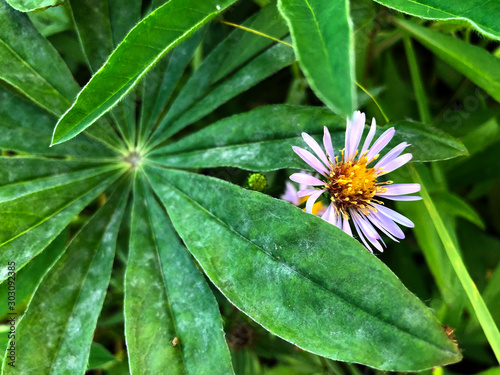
[326,156,388,216]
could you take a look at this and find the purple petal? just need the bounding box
[281,182,298,205]
[305,189,325,214]
[374,142,409,169]
[366,128,395,162]
[371,203,414,228]
[321,202,334,221]
[343,217,353,237]
[378,183,421,196]
[379,195,422,201]
[360,117,376,158]
[290,173,325,186]
[323,126,335,163]
[351,214,373,253]
[378,153,412,174]
[347,111,366,161]
[302,132,329,167]
[292,146,328,175]
[368,211,404,240]
[297,188,319,198]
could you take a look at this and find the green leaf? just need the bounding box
[0,0,79,116]
[396,18,500,103]
[0,86,117,158]
[87,342,118,370]
[149,37,295,147]
[2,178,129,374]
[278,0,356,116]
[51,0,238,145]
[144,165,462,371]
[143,2,291,149]
[5,0,64,12]
[149,105,467,171]
[410,164,500,362]
[0,230,67,319]
[0,166,123,282]
[124,174,234,375]
[433,191,485,230]
[374,0,500,41]
[28,4,72,37]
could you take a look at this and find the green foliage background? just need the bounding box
[0,0,499,374]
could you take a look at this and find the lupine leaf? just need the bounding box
[0,0,79,116]
[0,166,123,282]
[2,179,130,374]
[278,0,356,116]
[397,18,500,103]
[144,165,462,371]
[5,0,64,12]
[145,2,290,149]
[374,0,500,41]
[149,105,467,171]
[124,174,234,375]
[51,0,238,145]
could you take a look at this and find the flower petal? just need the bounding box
[360,117,376,158]
[305,189,325,214]
[321,202,334,221]
[379,195,422,201]
[368,211,404,240]
[290,173,325,186]
[343,217,353,237]
[378,153,412,175]
[378,183,421,196]
[281,181,298,205]
[302,132,329,167]
[350,213,373,253]
[366,127,395,162]
[297,188,319,198]
[347,111,366,161]
[371,203,415,228]
[323,126,335,163]
[374,142,409,169]
[292,146,328,175]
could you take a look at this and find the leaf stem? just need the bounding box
[410,164,500,363]
[355,82,389,124]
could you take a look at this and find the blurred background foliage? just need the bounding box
[1,0,499,373]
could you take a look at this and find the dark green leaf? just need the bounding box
[2,179,129,374]
[375,0,500,41]
[149,105,467,171]
[0,0,79,116]
[144,2,290,148]
[5,0,64,12]
[397,18,500,103]
[278,0,356,115]
[0,86,117,158]
[144,166,462,371]
[0,166,123,282]
[124,174,234,374]
[51,0,238,145]
[87,342,118,370]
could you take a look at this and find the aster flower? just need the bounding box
[290,111,421,252]
[281,171,326,216]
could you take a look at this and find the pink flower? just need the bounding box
[290,111,421,252]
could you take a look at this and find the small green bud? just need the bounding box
[247,173,267,192]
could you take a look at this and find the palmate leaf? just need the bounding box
[149,105,468,171]
[51,0,238,145]
[125,174,234,375]
[0,0,79,116]
[374,0,500,41]
[278,0,356,116]
[144,1,290,149]
[0,165,123,282]
[2,178,130,374]
[396,18,500,103]
[144,165,462,371]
